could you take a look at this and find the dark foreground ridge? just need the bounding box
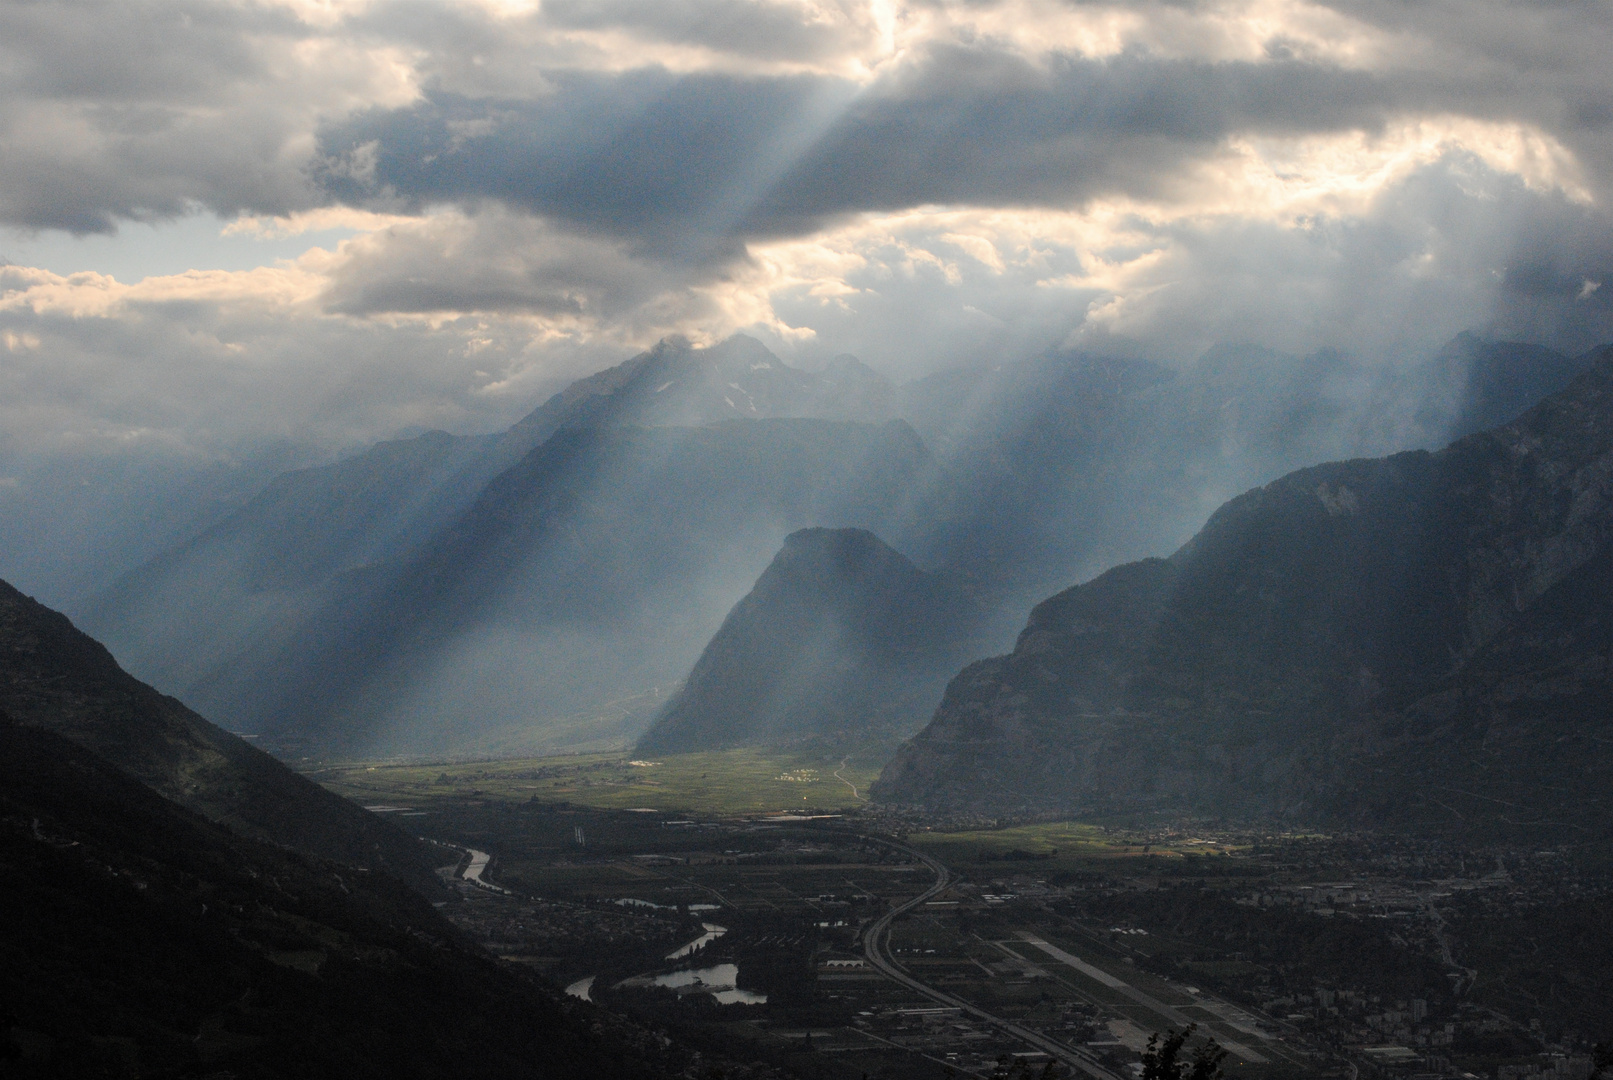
[0,578,432,882]
[876,346,1613,839]
[0,714,708,1078]
[636,527,990,754]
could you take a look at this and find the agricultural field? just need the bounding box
[906,820,1254,874]
[312,746,881,816]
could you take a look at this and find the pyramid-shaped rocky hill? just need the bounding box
[637,528,989,754]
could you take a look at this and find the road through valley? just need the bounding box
[858,838,1125,1080]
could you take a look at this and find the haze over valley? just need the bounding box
[6,2,1613,1077]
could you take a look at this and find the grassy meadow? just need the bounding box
[311,746,882,816]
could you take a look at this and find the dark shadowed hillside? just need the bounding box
[0,715,710,1079]
[0,579,432,881]
[875,347,1613,839]
[636,527,993,755]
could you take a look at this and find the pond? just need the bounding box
[649,964,766,1005]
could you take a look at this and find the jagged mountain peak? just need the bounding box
[507,334,894,441]
[768,526,923,586]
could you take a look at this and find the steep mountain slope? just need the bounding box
[0,578,432,880]
[636,528,991,754]
[81,430,507,698]
[899,337,1603,601]
[0,715,700,1079]
[1427,331,1601,439]
[874,347,1613,838]
[205,419,939,756]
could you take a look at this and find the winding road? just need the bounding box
[858,838,1125,1080]
[833,756,870,802]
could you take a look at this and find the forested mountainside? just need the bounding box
[0,715,716,1079]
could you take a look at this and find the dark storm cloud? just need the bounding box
[3,0,1613,456]
[757,47,1394,219]
[315,48,1404,253]
[3,0,1609,254]
[315,72,847,259]
[0,1,319,233]
[317,210,700,319]
[306,0,1613,261]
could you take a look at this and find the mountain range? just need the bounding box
[70,331,1610,759]
[874,346,1613,839]
[9,325,1613,1070]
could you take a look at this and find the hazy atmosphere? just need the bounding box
[6,6,1613,1077]
[5,1,1613,457]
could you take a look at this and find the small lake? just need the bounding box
[650,964,766,1005]
[564,975,594,1002]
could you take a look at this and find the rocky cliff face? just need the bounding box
[874,347,1613,838]
[635,528,990,754]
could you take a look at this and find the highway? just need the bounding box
[858,837,1126,1080]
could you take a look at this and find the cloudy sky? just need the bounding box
[3,0,1613,459]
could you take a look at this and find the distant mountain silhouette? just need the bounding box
[875,346,1613,840]
[80,429,509,699]
[507,334,894,440]
[636,528,991,754]
[0,578,432,881]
